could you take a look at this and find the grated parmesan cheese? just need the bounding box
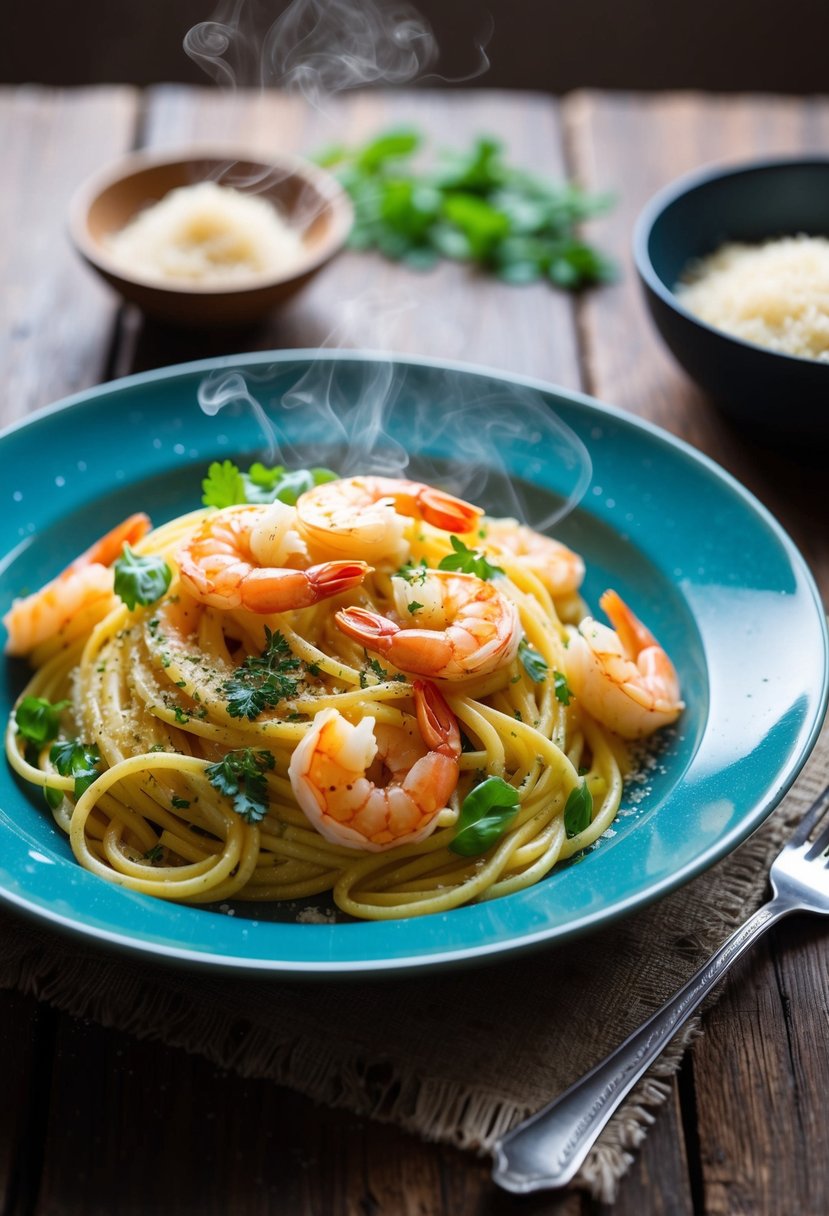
[107,181,305,285]
[676,235,829,362]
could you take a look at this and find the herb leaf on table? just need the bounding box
[318,129,616,289]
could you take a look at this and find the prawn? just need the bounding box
[335,569,521,681]
[3,513,151,657]
[482,518,585,597]
[288,680,461,851]
[177,502,370,613]
[295,476,483,565]
[565,589,684,739]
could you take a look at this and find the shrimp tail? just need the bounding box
[240,561,371,613]
[599,589,658,653]
[335,607,454,676]
[413,680,461,759]
[336,605,399,644]
[306,561,371,599]
[414,487,482,534]
[68,512,152,575]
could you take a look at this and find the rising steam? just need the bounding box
[185,0,439,102]
[186,1,584,530]
[197,357,592,533]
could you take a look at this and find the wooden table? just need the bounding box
[1,86,827,1215]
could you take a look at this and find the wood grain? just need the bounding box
[0,87,138,422]
[3,86,828,1216]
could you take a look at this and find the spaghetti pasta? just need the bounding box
[4,472,682,921]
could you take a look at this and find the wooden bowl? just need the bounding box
[69,148,353,327]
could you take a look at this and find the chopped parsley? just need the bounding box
[396,559,428,585]
[205,749,275,824]
[438,535,502,580]
[407,601,423,614]
[143,844,164,863]
[113,545,172,611]
[554,670,574,705]
[222,627,302,720]
[171,796,191,809]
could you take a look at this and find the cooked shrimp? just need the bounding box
[3,513,151,657]
[335,569,521,681]
[565,589,684,739]
[177,502,370,613]
[295,476,483,565]
[289,680,461,851]
[483,518,585,597]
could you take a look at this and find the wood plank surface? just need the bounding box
[567,89,829,1215]
[0,87,138,422]
[2,85,828,1216]
[122,86,582,387]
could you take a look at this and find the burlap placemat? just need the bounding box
[1,720,827,1202]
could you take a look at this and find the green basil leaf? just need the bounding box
[564,781,593,838]
[554,670,574,705]
[449,776,520,857]
[50,740,102,800]
[518,639,548,683]
[15,696,70,746]
[113,546,172,611]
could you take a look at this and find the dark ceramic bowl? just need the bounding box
[69,147,353,328]
[633,158,829,442]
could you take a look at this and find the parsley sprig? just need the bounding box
[223,628,303,720]
[438,536,502,581]
[202,461,337,510]
[317,130,616,289]
[205,749,275,823]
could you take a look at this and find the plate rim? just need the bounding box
[1,348,827,977]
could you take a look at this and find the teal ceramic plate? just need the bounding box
[0,352,826,977]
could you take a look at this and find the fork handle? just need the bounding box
[492,893,797,1194]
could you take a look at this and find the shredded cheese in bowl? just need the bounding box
[676,235,829,362]
[106,181,305,285]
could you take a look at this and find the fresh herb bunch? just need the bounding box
[202,461,337,510]
[317,130,616,288]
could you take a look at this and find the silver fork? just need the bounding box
[492,782,829,1194]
